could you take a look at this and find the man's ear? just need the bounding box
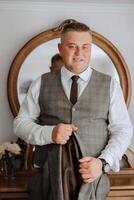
[58,43,62,55]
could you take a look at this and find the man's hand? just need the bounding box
[79,157,102,183]
[52,123,78,144]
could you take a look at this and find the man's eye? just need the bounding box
[68,45,75,49]
[83,46,89,50]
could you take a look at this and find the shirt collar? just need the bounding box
[61,66,92,82]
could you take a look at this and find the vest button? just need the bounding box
[72,107,76,111]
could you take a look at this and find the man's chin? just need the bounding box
[68,65,88,74]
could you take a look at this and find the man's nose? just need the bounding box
[75,46,82,55]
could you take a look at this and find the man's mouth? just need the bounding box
[73,58,84,62]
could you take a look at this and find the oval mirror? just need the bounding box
[7,19,132,117]
[17,41,120,104]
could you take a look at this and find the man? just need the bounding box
[49,53,63,72]
[14,22,133,200]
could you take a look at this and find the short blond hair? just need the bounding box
[61,22,92,43]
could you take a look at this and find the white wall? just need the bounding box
[0,1,134,151]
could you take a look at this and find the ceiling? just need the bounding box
[1,0,134,3]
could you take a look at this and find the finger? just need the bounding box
[64,124,77,132]
[60,140,67,145]
[59,129,72,137]
[79,157,92,163]
[71,124,78,131]
[63,135,70,140]
[64,130,72,136]
[59,136,69,142]
[56,138,67,144]
[64,124,76,131]
[57,124,72,133]
[64,126,73,131]
[60,124,77,136]
[79,168,89,174]
[79,162,89,169]
[81,174,91,179]
[59,133,71,139]
[83,178,94,183]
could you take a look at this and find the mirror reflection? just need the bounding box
[7,18,133,174]
[18,39,119,104]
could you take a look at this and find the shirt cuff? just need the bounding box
[42,125,55,144]
[98,154,120,172]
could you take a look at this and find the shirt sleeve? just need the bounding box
[13,76,54,145]
[99,78,133,172]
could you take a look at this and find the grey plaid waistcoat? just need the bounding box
[33,69,111,200]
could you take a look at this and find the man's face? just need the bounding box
[58,31,92,74]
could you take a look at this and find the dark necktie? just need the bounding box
[70,75,79,105]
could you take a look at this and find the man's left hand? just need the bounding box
[79,157,102,183]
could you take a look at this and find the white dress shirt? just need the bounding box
[14,66,133,172]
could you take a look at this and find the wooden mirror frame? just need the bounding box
[7,19,132,117]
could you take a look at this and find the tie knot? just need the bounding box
[71,75,79,82]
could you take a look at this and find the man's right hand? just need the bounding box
[52,123,78,144]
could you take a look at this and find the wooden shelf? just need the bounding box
[0,169,134,199]
[107,169,134,199]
